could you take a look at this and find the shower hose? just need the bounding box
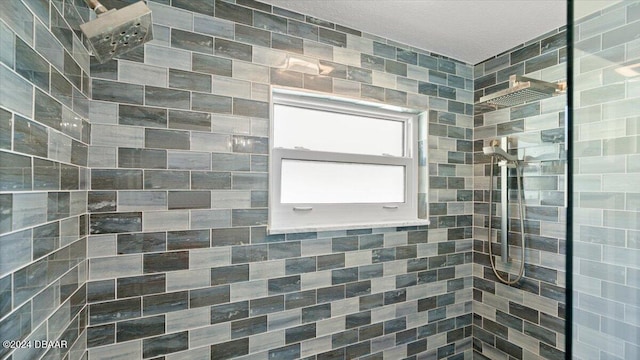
[487,156,526,285]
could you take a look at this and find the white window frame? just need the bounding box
[269,88,428,234]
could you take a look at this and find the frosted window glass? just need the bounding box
[280,160,405,203]
[274,105,404,156]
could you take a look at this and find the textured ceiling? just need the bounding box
[260,0,569,64]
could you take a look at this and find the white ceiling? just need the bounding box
[261,0,570,64]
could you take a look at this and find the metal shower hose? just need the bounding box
[487,156,526,285]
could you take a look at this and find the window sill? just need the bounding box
[267,219,431,235]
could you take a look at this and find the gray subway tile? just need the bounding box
[15,37,49,90]
[91,169,143,190]
[0,0,33,46]
[510,42,540,64]
[0,109,11,150]
[232,173,267,190]
[117,274,166,298]
[190,285,230,308]
[0,67,33,116]
[236,24,271,47]
[171,0,213,15]
[215,38,253,61]
[192,53,233,77]
[192,172,231,190]
[90,57,117,81]
[118,148,167,169]
[191,133,231,152]
[86,324,114,348]
[144,170,190,190]
[194,13,234,39]
[145,86,190,110]
[117,315,165,343]
[92,79,143,105]
[232,209,267,226]
[272,33,303,54]
[13,115,48,157]
[89,298,141,325]
[0,21,14,69]
[212,153,250,171]
[602,19,640,49]
[118,191,167,211]
[191,209,231,229]
[168,191,211,210]
[168,110,211,132]
[90,212,142,234]
[88,191,116,213]
[11,192,47,230]
[251,11,284,33]
[144,251,189,273]
[145,44,192,71]
[169,69,212,93]
[211,301,249,324]
[142,331,189,358]
[0,229,32,275]
[215,0,252,25]
[168,151,211,170]
[50,6,72,52]
[118,61,166,87]
[171,28,213,54]
[270,68,303,88]
[192,93,232,114]
[145,129,190,150]
[119,104,167,128]
[288,19,318,41]
[117,232,166,255]
[210,338,249,359]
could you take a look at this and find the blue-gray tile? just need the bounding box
[13,115,48,157]
[145,86,191,110]
[145,129,190,150]
[0,0,33,47]
[92,79,143,105]
[215,0,252,25]
[0,151,32,191]
[1,65,34,117]
[90,212,142,234]
[192,93,232,114]
[171,28,213,54]
[0,229,31,275]
[15,37,49,90]
[215,38,252,61]
[119,104,167,128]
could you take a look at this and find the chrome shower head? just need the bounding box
[80,1,153,63]
[478,75,565,107]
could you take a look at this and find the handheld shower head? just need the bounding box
[483,145,518,162]
[80,1,153,63]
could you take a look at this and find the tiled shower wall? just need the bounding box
[572,2,640,359]
[0,0,92,359]
[81,0,476,359]
[472,28,567,359]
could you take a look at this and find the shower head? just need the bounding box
[80,1,153,63]
[478,75,565,107]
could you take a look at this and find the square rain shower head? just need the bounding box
[80,1,153,63]
[478,75,564,108]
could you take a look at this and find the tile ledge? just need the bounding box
[268,219,431,235]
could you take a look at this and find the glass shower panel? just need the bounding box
[572,1,640,359]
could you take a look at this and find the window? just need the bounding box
[269,88,427,233]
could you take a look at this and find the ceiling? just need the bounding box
[260,0,573,64]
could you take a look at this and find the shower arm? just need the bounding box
[84,0,109,15]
